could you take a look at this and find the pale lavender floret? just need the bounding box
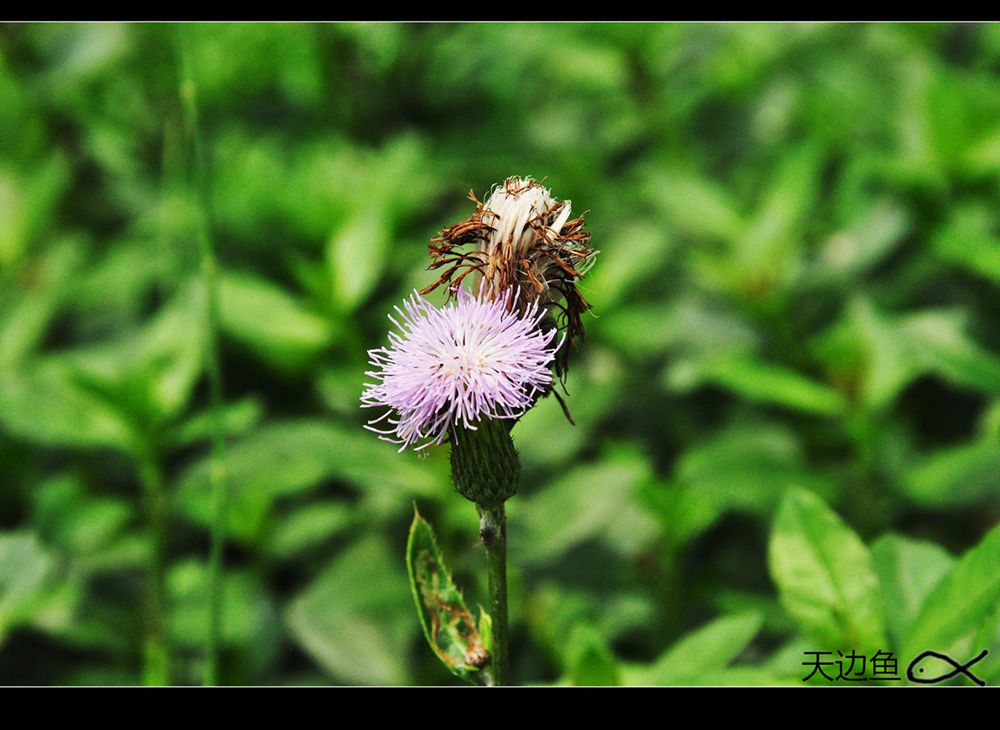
[361,286,561,452]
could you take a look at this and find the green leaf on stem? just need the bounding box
[769,489,887,652]
[406,508,489,683]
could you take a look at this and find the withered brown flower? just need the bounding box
[422,177,595,385]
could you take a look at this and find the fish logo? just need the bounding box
[906,649,989,686]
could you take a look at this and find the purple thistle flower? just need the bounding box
[361,286,561,452]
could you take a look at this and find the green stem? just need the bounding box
[177,24,228,686]
[478,504,510,686]
[138,450,169,686]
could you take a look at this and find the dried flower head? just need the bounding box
[422,177,595,378]
[361,286,561,452]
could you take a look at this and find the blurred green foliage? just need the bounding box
[1,22,999,686]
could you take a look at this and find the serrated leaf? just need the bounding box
[406,509,489,683]
[769,489,887,651]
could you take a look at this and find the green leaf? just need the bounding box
[699,356,846,417]
[514,350,625,470]
[643,420,833,547]
[903,521,1000,661]
[176,419,447,542]
[168,396,264,449]
[623,611,763,685]
[769,489,887,651]
[904,309,1000,397]
[647,169,744,241]
[813,201,909,283]
[33,474,132,555]
[871,534,954,649]
[736,144,822,284]
[583,222,672,311]
[219,271,335,370]
[76,284,204,406]
[932,204,1000,284]
[167,560,281,678]
[649,667,799,686]
[513,444,658,565]
[406,509,489,683]
[812,297,914,412]
[0,359,135,451]
[638,478,725,549]
[973,603,1000,683]
[813,299,1000,410]
[0,531,56,644]
[0,153,69,267]
[2,282,208,444]
[676,420,832,515]
[477,607,493,655]
[0,240,80,370]
[286,536,412,685]
[902,441,1000,508]
[328,207,391,312]
[601,300,757,361]
[130,281,207,423]
[264,501,354,558]
[565,625,620,686]
[167,561,271,649]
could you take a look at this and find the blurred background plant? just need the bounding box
[1,22,999,686]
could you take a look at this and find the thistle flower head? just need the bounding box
[422,176,595,377]
[361,286,561,452]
